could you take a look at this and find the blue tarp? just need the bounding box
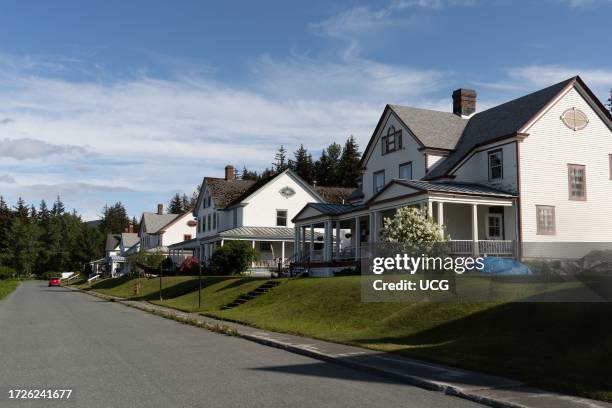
[479,257,532,275]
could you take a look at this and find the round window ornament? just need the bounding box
[187,220,197,227]
[561,107,589,131]
[279,186,296,198]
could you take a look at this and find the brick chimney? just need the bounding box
[452,88,477,117]
[225,164,235,181]
[157,203,163,215]
[128,223,134,233]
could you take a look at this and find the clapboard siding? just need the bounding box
[452,142,518,193]
[519,86,612,242]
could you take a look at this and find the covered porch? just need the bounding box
[292,181,518,275]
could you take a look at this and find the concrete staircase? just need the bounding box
[221,280,281,310]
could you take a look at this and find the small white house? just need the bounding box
[293,76,612,275]
[190,165,351,272]
[138,204,197,257]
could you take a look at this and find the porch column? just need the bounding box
[471,204,479,256]
[437,201,444,238]
[427,200,433,218]
[354,216,361,260]
[281,241,286,260]
[294,227,299,257]
[324,220,333,262]
[369,212,378,243]
[309,224,314,260]
[220,239,224,247]
[335,221,341,259]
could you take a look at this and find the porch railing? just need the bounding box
[446,240,473,255]
[478,240,515,257]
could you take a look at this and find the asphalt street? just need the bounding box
[0,282,482,408]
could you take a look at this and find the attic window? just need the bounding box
[382,126,402,155]
[561,108,588,131]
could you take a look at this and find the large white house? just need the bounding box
[293,76,612,275]
[188,165,351,271]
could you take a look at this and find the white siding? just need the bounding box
[453,142,518,193]
[241,172,321,228]
[519,86,612,243]
[161,213,197,247]
[361,111,426,202]
[426,153,446,172]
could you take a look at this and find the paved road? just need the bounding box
[0,282,482,408]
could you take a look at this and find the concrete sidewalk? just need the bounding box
[70,287,611,408]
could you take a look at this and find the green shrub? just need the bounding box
[0,265,16,280]
[41,271,62,280]
[210,241,258,275]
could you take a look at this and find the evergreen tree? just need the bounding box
[290,144,314,184]
[0,196,11,258]
[131,216,140,233]
[241,166,260,181]
[607,89,612,114]
[29,205,38,220]
[313,142,342,186]
[6,217,42,278]
[168,193,184,214]
[99,202,130,235]
[273,145,289,173]
[14,197,29,220]
[38,200,50,224]
[52,196,65,216]
[337,136,362,188]
[181,194,191,212]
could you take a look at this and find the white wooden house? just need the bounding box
[293,76,612,275]
[188,165,351,272]
[138,204,197,262]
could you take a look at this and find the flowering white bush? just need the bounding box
[380,207,445,249]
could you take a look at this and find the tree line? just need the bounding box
[0,197,135,278]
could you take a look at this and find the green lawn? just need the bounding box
[79,275,612,401]
[81,275,267,312]
[0,280,19,301]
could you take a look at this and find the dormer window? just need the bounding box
[381,126,402,155]
[488,149,503,180]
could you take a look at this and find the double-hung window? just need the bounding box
[488,149,503,180]
[373,170,385,193]
[568,164,586,200]
[536,205,556,235]
[399,162,412,180]
[276,210,288,227]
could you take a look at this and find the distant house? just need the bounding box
[98,225,139,277]
[188,165,351,273]
[293,76,612,275]
[138,204,197,254]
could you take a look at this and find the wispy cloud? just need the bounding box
[0,174,15,184]
[0,138,87,160]
[558,0,611,8]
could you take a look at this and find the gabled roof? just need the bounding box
[425,77,576,179]
[105,234,121,252]
[120,232,139,248]
[142,212,180,234]
[389,105,468,150]
[201,177,256,209]
[314,186,354,204]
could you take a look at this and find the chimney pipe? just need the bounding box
[225,165,235,181]
[452,88,477,117]
[157,203,163,215]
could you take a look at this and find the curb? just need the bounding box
[66,286,598,408]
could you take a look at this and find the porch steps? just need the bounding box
[221,280,281,310]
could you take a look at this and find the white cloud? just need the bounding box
[507,65,612,97]
[0,138,87,160]
[558,0,611,8]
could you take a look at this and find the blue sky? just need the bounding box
[0,0,610,219]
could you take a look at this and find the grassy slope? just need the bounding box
[79,275,612,401]
[207,276,612,402]
[82,276,266,312]
[0,280,19,301]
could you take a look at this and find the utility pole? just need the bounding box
[198,259,202,309]
[159,264,163,301]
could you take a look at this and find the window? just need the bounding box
[568,164,586,200]
[399,162,412,180]
[184,234,192,241]
[536,205,556,235]
[202,215,207,231]
[207,214,212,230]
[212,212,217,229]
[381,126,402,155]
[276,210,288,226]
[373,170,385,193]
[232,208,238,227]
[561,108,589,131]
[488,149,503,180]
[259,242,272,251]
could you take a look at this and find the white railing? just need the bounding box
[478,240,515,256]
[446,240,473,255]
[334,246,356,260]
[251,259,281,268]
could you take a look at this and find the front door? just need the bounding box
[486,213,503,240]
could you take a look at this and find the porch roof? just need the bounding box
[167,238,199,250]
[218,226,295,240]
[393,180,515,198]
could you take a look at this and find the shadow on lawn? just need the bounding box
[352,301,612,400]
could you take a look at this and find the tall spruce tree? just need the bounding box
[168,193,184,214]
[290,144,314,184]
[99,202,130,235]
[273,145,289,173]
[607,89,612,113]
[337,135,362,188]
[314,142,342,186]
